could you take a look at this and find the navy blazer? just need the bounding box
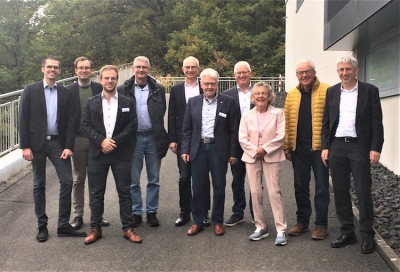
[19,81,75,151]
[321,80,384,157]
[181,93,239,162]
[66,81,103,132]
[223,86,254,156]
[167,80,203,147]
[81,92,138,160]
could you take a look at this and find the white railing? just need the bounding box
[0,72,285,157]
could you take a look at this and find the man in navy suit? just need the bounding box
[223,61,254,226]
[168,56,211,227]
[19,56,86,242]
[321,55,384,254]
[81,65,142,245]
[181,68,239,237]
[66,56,109,230]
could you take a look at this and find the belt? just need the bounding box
[46,135,59,140]
[336,136,357,143]
[201,138,215,144]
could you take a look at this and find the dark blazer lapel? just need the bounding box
[215,95,225,127]
[332,85,341,123]
[355,81,365,122]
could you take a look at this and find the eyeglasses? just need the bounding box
[296,70,313,76]
[202,82,217,87]
[183,66,199,70]
[102,77,118,81]
[134,66,149,70]
[77,66,92,71]
[235,71,250,75]
[253,92,268,96]
[44,65,60,70]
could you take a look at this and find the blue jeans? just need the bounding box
[131,132,161,214]
[31,139,73,228]
[230,158,253,217]
[88,153,134,231]
[291,144,330,226]
[191,143,227,225]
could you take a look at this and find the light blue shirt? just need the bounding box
[201,94,218,139]
[43,80,58,135]
[134,82,152,131]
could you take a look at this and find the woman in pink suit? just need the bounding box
[239,82,287,246]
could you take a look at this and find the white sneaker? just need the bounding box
[249,228,269,241]
[275,231,288,246]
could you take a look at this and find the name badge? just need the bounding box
[219,112,227,118]
[122,108,130,112]
[271,110,278,115]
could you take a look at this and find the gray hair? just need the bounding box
[234,61,251,73]
[337,55,358,69]
[182,56,200,67]
[295,59,315,71]
[251,82,275,103]
[133,56,150,68]
[200,68,219,82]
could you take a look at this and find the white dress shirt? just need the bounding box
[335,82,358,137]
[102,91,118,138]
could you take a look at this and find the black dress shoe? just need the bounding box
[361,236,376,254]
[101,218,110,227]
[57,225,87,237]
[132,214,143,228]
[70,216,83,230]
[36,226,49,242]
[330,232,357,248]
[175,213,190,226]
[147,213,160,227]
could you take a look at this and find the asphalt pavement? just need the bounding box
[0,148,391,271]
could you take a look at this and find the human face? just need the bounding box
[100,70,118,93]
[200,75,218,99]
[41,59,61,82]
[132,60,150,83]
[75,60,92,82]
[337,62,358,86]
[182,58,200,81]
[234,63,252,88]
[252,86,270,109]
[295,61,316,90]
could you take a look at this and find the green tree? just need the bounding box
[0,0,48,93]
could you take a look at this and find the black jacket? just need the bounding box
[81,92,137,160]
[117,75,169,159]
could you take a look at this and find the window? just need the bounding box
[365,40,399,96]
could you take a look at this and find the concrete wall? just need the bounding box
[285,0,399,174]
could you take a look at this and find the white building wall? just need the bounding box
[285,0,399,174]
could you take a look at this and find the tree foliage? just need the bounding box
[0,0,285,93]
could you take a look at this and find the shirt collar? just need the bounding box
[185,80,199,88]
[237,84,252,93]
[78,80,92,88]
[43,79,57,89]
[340,81,359,93]
[101,91,118,99]
[204,93,218,103]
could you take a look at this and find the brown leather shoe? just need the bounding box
[84,229,102,245]
[311,226,328,240]
[214,224,225,236]
[123,229,143,243]
[288,223,309,236]
[187,224,204,236]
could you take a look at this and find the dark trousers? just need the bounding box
[191,143,227,225]
[88,153,134,231]
[329,138,374,236]
[31,139,72,228]
[292,144,330,226]
[177,149,210,215]
[230,158,253,217]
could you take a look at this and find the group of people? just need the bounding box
[19,54,383,254]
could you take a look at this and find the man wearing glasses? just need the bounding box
[223,61,254,227]
[283,59,330,240]
[66,56,109,230]
[168,56,211,227]
[19,56,87,242]
[118,56,168,228]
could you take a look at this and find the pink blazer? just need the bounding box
[239,106,286,163]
